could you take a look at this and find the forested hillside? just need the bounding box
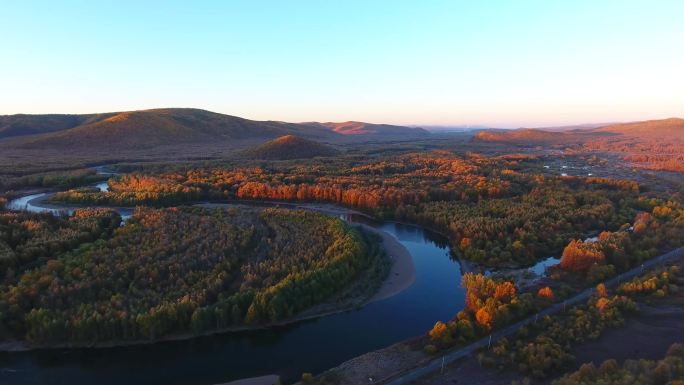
[0,113,113,139]
[6,109,336,149]
[245,135,339,160]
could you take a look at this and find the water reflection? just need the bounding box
[529,256,561,275]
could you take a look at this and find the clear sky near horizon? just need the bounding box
[1,0,682,127]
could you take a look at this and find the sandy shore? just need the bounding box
[362,224,416,303]
[217,374,280,385]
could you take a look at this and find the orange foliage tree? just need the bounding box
[537,286,554,302]
[596,283,607,298]
[461,273,520,332]
[475,308,493,331]
[560,240,605,272]
[428,321,451,345]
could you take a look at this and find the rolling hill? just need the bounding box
[584,118,684,171]
[474,118,684,145]
[3,109,337,149]
[302,121,429,136]
[245,135,340,160]
[0,109,430,151]
[591,118,684,137]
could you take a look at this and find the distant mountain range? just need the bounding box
[0,108,429,149]
[1,109,681,157]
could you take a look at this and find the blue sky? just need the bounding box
[1,0,682,127]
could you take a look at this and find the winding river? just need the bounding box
[1,179,554,385]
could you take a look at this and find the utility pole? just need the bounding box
[488,335,492,349]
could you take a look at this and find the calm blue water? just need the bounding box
[529,256,561,275]
[0,206,464,385]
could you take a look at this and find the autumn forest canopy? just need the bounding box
[0,206,387,344]
[50,150,682,270]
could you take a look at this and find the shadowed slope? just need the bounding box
[0,113,115,139]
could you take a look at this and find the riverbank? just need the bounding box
[364,224,416,303]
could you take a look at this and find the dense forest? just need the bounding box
[48,151,675,269]
[50,152,528,209]
[0,206,387,344]
[400,178,641,267]
[554,199,683,284]
[0,208,121,278]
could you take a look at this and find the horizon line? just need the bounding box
[0,107,682,130]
